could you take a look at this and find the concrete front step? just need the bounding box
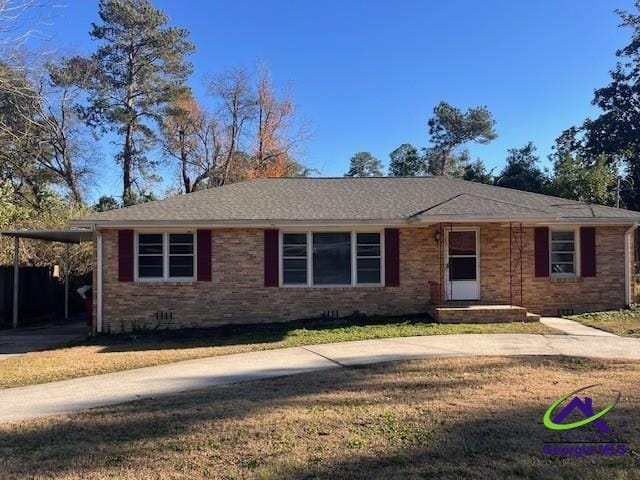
[526,312,541,322]
[428,304,537,324]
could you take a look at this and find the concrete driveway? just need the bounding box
[0,318,638,423]
[0,320,88,360]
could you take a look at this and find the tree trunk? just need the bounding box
[180,131,192,193]
[629,155,640,211]
[123,122,134,206]
[61,143,83,204]
[66,169,83,204]
[440,149,448,176]
[221,129,236,187]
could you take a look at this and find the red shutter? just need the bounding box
[197,229,212,281]
[534,227,549,277]
[385,228,400,287]
[264,229,279,287]
[118,229,134,282]
[580,227,596,277]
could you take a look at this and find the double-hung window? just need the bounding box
[136,232,195,281]
[356,233,382,284]
[137,234,164,279]
[168,234,195,278]
[282,233,308,285]
[281,231,383,286]
[550,230,576,276]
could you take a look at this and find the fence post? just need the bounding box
[64,244,69,320]
[12,237,19,329]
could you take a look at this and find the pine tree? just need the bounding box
[345,152,383,177]
[83,0,195,205]
[388,144,424,176]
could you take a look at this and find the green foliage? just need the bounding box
[94,195,120,212]
[0,181,92,273]
[426,101,497,176]
[0,181,31,228]
[345,152,383,177]
[495,142,547,193]
[546,154,617,206]
[82,0,195,205]
[426,149,493,184]
[388,144,424,176]
[461,158,494,184]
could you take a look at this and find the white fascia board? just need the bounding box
[69,216,640,229]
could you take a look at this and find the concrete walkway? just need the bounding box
[1,323,640,423]
[539,317,618,336]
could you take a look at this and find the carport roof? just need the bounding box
[0,229,93,244]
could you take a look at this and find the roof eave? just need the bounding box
[0,228,93,243]
[69,215,640,229]
[68,218,412,229]
[411,215,640,225]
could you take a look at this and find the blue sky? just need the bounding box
[33,0,634,201]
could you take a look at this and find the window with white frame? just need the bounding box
[168,233,195,278]
[550,230,576,276]
[281,231,383,286]
[137,233,164,279]
[356,232,381,284]
[137,232,195,281]
[282,233,308,285]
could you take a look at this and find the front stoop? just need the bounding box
[427,304,541,324]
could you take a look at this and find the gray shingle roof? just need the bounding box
[73,177,640,226]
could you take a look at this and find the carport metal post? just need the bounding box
[12,236,19,329]
[64,243,70,320]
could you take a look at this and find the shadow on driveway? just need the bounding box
[0,320,89,358]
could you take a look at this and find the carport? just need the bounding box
[0,229,93,329]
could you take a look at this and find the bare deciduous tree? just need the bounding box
[248,67,309,178]
[0,59,54,205]
[0,0,55,50]
[0,56,96,204]
[200,66,310,187]
[160,94,222,193]
[206,67,256,186]
[36,57,97,203]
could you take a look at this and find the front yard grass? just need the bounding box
[0,315,558,389]
[1,355,638,479]
[569,307,640,337]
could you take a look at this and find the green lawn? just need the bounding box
[569,308,640,337]
[0,315,558,389]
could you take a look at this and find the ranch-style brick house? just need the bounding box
[71,177,640,333]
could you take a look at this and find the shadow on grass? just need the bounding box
[278,408,639,480]
[82,313,438,353]
[0,356,638,479]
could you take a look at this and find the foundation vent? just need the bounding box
[155,311,173,321]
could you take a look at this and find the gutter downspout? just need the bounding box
[624,222,638,307]
[95,225,103,334]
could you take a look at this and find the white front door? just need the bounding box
[445,229,480,300]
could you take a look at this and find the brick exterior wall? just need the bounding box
[94,224,633,332]
[520,225,630,315]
